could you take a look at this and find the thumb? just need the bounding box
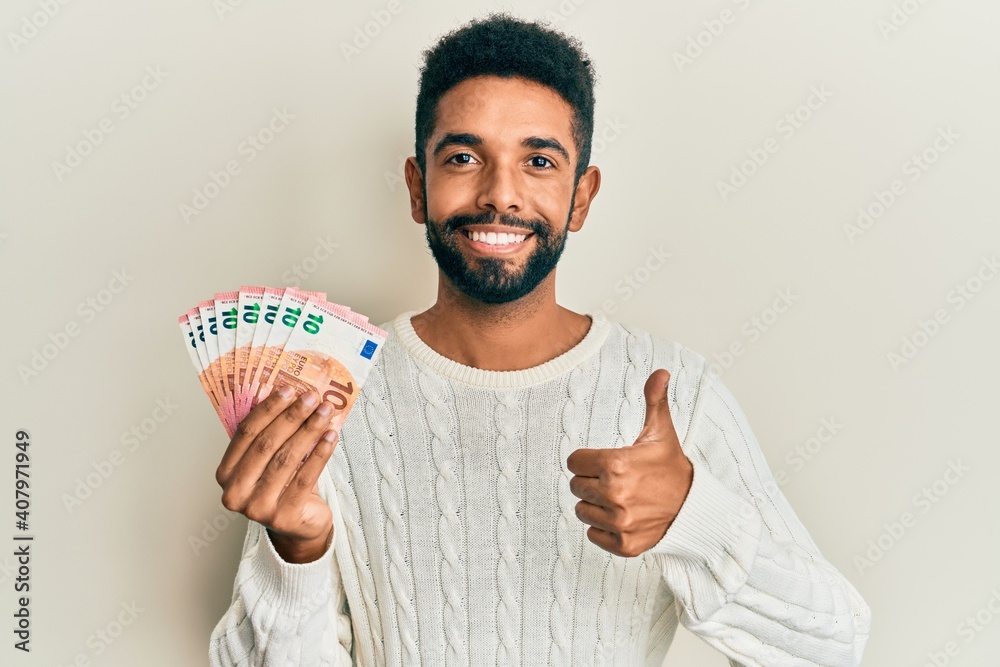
[634,368,676,445]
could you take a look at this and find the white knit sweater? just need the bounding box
[209,310,871,667]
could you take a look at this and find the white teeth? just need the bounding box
[467,230,528,246]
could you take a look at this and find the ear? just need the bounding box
[568,165,601,233]
[404,156,426,226]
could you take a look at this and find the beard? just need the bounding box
[422,190,576,305]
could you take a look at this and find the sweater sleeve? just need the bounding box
[209,468,354,667]
[644,368,872,666]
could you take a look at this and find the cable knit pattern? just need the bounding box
[494,389,524,665]
[416,366,469,666]
[327,433,384,666]
[363,362,420,665]
[595,327,649,665]
[549,365,588,665]
[209,310,872,667]
[628,557,653,663]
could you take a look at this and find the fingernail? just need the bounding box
[316,402,332,417]
[322,429,338,442]
[277,384,294,399]
[302,392,318,407]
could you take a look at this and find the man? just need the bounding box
[210,13,871,666]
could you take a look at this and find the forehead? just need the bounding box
[433,75,575,147]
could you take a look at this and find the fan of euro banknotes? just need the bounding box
[178,286,387,438]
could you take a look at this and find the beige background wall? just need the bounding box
[2,1,998,665]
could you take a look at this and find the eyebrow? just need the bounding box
[432,132,571,162]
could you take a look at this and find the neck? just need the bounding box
[410,270,592,372]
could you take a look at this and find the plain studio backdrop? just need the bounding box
[2,1,999,665]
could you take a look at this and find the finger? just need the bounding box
[217,383,298,485]
[566,447,608,478]
[574,499,616,533]
[634,368,677,445]
[224,390,324,501]
[253,401,336,502]
[569,475,609,508]
[278,428,339,510]
[586,526,622,556]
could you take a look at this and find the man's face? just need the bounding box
[414,75,584,305]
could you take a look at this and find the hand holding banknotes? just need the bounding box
[179,285,388,564]
[215,384,339,564]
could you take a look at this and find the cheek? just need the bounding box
[524,179,573,213]
[424,175,469,218]
[529,187,571,222]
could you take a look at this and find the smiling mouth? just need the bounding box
[459,228,534,247]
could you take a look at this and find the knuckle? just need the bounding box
[243,500,268,525]
[281,405,305,424]
[253,433,277,456]
[234,419,256,440]
[606,457,624,476]
[271,447,291,469]
[307,409,332,430]
[220,490,242,513]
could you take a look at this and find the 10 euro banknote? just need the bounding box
[178,286,387,438]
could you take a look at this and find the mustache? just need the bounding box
[443,210,545,235]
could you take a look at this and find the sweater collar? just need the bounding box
[388,309,611,389]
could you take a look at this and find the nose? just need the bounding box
[476,161,523,214]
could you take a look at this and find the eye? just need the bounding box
[530,155,555,169]
[446,152,477,165]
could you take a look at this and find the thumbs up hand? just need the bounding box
[566,368,694,558]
